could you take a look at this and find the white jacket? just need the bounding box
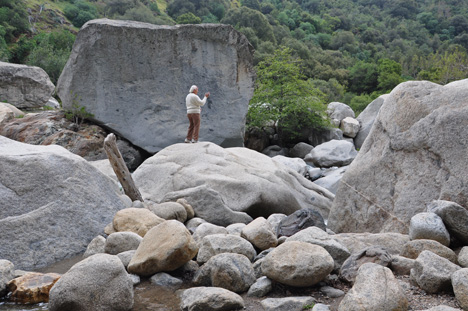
[186,93,207,114]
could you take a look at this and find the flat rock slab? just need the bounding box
[57,20,255,153]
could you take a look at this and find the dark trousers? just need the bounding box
[186,113,201,141]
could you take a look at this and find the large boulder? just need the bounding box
[179,287,244,311]
[354,94,388,149]
[328,80,468,234]
[305,140,358,168]
[0,62,54,109]
[49,254,134,311]
[338,263,408,311]
[410,250,460,293]
[133,142,334,226]
[57,20,255,153]
[327,102,355,125]
[261,241,334,287]
[428,200,468,245]
[197,234,256,264]
[112,207,165,237]
[128,220,198,276]
[193,253,256,293]
[0,137,127,270]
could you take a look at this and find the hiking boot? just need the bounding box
[184,138,191,143]
[191,139,198,143]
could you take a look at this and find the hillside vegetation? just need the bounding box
[1,0,468,118]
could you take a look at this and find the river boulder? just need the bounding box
[56,19,255,153]
[328,79,468,234]
[0,62,54,109]
[0,137,127,270]
[133,142,334,226]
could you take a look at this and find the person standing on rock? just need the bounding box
[185,85,210,143]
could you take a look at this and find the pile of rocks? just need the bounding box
[3,195,468,311]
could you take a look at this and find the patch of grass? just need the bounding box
[302,304,314,310]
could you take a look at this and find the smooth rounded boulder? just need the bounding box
[193,253,256,293]
[49,254,133,311]
[179,287,244,311]
[409,212,450,246]
[133,142,334,226]
[0,137,127,270]
[0,62,54,109]
[338,263,408,311]
[305,140,358,168]
[261,241,334,287]
[128,220,198,276]
[241,217,278,251]
[112,207,165,237]
[197,234,256,264]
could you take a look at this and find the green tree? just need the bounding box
[248,47,328,143]
[176,12,201,24]
[348,61,378,94]
[377,58,403,91]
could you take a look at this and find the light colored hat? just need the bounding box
[189,85,198,93]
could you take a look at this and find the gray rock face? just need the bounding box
[179,287,244,311]
[133,142,334,226]
[409,212,450,246]
[339,246,392,283]
[305,140,357,168]
[83,235,106,258]
[458,247,468,267]
[331,232,409,255]
[340,117,360,138]
[192,223,229,245]
[328,80,468,234]
[338,263,408,311]
[49,254,134,311]
[0,62,54,109]
[104,232,143,255]
[410,250,460,293]
[193,253,256,293]
[287,227,350,271]
[0,260,15,297]
[401,239,458,264]
[276,208,326,237]
[261,241,334,287]
[197,234,256,264]
[289,142,314,158]
[0,137,126,270]
[261,297,316,311]
[314,166,348,195]
[452,268,468,310]
[272,155,308,176]
[327,102,355,124]
[354,94,388,149]
[428,200,468,244]
[57,20,254,153]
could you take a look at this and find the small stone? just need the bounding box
[7,272,61,303]
[247,276,272,297]
[150,273,183,287]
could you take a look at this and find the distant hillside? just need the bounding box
[1,0,468,110]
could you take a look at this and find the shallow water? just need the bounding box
[0,255,258,311]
